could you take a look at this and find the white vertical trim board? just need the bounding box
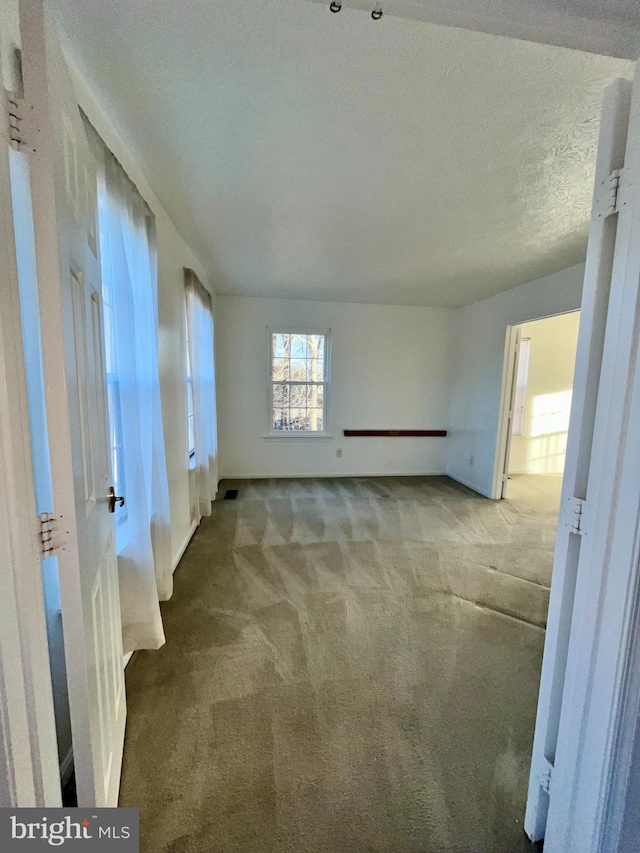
[524,74,631,844]
[543,61,640,853]
[492,325,522,500]
[525,66,640,853]
[0,90,60,805]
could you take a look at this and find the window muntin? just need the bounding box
[270,331,329,433]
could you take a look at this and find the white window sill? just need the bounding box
[263,433,333,441]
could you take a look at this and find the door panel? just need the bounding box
[19,0,125,806]
[543,59,640,852]
[524,75,632,845]
[70,268,97,509]
[0,22,60,804]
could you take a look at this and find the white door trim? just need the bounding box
[20,0,127,806]
[0,93,60,806]
[542,62,640,852]
[492,311,578,501]
[524,73,632,846]
[492,324,521,500]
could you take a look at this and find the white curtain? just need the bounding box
[88,114,172,652]
[185,269,218,516]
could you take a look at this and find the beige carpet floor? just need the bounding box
[120,474,561,852]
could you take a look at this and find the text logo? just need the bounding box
[1,809,138,850]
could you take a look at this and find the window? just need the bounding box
[512,337,531,437]
[269,330,330,433]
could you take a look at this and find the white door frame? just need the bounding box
[19,0,126,807]
[492,310,578,501]
[540,65,640,853]
[524,70,640,852]
[492,324,521,500]
[0,88,60,806]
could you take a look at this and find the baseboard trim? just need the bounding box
[447,472,491,498]
[172,519,199,574]
[60,747,74,786]
[220,470,448,480]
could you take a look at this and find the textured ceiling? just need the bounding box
[53,0,632,307]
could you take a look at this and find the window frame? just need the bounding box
[266,327,332,439]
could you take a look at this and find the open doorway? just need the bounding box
[499,311,581,507]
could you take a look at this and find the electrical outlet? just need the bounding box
[469,455,474,467]
[336,448,343,458]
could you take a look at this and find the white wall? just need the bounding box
[217,296,454,478]
[509,311,580,475]
[69,66,214,566]
[447,264,584,497]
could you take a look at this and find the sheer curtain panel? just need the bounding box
[85,113,172,652]
[185,269,218,516]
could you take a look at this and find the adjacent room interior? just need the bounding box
[3,1,640,851]
[501,310,581,513]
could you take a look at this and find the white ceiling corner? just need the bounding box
[304,0,640,61]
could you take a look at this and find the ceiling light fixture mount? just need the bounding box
[329,0,342,11]
[371,3,383,19]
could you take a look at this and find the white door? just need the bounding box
[0,44,60,807]
[525,71,636,847]
[19,0,125,807]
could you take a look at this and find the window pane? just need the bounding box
[308,334,325,359]
[308,409,323,431]
[309,357,324,381]
[289,385,308,407]
[290,336,307,359]
[289,358,306,380]
[272,333,288,358]
[272,357,289,381]
[273,383,289,407]
[306,385,322,407]
[288,406,306,429]
[272,381,289,431]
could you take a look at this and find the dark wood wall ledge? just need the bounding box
[343,430,448,437]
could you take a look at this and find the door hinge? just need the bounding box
[39,513,60,557]
[5,89,35,152]
[540,758,553,795]
[595,168,628,219]
[608,169,623,216]
[572,497,585,534]
[7,91,27,150]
